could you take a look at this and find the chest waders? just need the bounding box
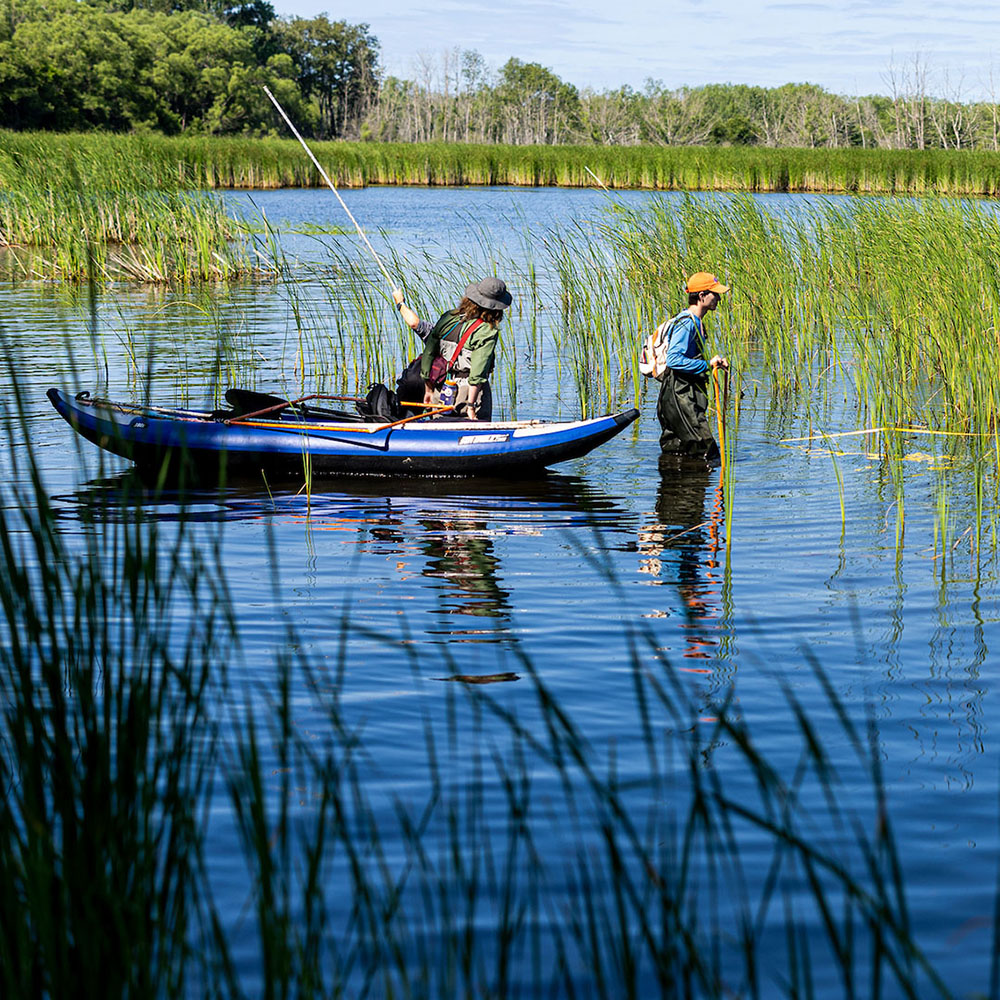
[656,369,720,463]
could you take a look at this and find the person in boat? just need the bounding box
[656,271,730,464]
[396,277,511,421]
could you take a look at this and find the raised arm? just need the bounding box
[393,288,425,333]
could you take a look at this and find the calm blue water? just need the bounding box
[1,187,996,996]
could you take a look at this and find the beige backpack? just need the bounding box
[638,313,682,381]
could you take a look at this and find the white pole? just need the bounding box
[263,85,395,289]
[584,165,611,193]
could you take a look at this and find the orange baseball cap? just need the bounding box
[686,272,730,294]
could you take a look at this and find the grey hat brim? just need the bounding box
[464,281,512,311]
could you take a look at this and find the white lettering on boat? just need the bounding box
[458,434,510,445]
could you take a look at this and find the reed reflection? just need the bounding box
[639,462,724,664]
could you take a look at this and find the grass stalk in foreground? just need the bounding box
[0,388,980,997]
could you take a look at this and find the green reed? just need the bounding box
[10,131,1000,196]
[543,192,1000,541]
[0,134,270,282]
[547,193,1000,422]
[0,185,269,282]
[0,369,233,996]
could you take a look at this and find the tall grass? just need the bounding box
[548,193,1000,445]
[0,186,268,281]
[2,200,996,996]
[8,131,1000,195]
[0,370,970,996]
[0,378,231,995]
[0,134,270,282]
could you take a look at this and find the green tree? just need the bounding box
[271,15,378,138]
[143,9,256,131]
[219,0,277,61]
[0,0,159,130]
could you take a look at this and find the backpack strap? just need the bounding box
[443,319,483,375]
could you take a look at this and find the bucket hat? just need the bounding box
[464,277,513,311]
[686,272,730,295]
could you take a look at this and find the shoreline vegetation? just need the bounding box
[6,130,1000,282]
[6,132,1000,195]
[8,2,1000,157]
[4,131,1000,549]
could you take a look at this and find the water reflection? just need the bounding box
[421,516,510,624]
[638,461,725,664]
[53,469,626,524]
[52,469,631,650]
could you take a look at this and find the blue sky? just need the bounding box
[269,0,1000,99]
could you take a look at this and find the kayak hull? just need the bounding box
[47,389,640,479]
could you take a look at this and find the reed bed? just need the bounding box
[548,194,1000,444]
[0,186,269,281]
[0,134,272,282]
[539,192,1000,557]
[8,130,1000,195]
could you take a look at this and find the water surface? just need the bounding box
[1,186,996,996]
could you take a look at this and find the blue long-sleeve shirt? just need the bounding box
[663,311,708,376]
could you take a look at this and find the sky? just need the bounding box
[268,0,1000,100]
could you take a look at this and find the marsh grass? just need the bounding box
[9,131,1000,196]
[542,192,1000,552]
[0,372,234,996]
[0,277,990,998]
[552,193,1000,429]
[0,185,268,282]
[0,136,272,282]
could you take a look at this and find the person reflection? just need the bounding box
[638,461,723,662]
[421,516,512,631]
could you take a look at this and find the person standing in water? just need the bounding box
[656,271,730,463]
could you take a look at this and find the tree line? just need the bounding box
[3,2,1000,150]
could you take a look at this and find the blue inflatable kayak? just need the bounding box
[48,388,639,478]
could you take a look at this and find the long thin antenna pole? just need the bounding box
[263,85,394,289]
[713,366,727,474]
[584,165,612,194]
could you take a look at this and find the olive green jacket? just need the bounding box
[419,311,499,387]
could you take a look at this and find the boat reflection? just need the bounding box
[638,461,725,664]
[421,515,511,625]
[52,469,629,647]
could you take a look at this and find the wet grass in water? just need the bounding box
[0,184,268,282]
[1,206,997,993]
[0,137,270,282]
[545,192,1000,554]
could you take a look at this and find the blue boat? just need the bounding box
[48,388,639,478]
